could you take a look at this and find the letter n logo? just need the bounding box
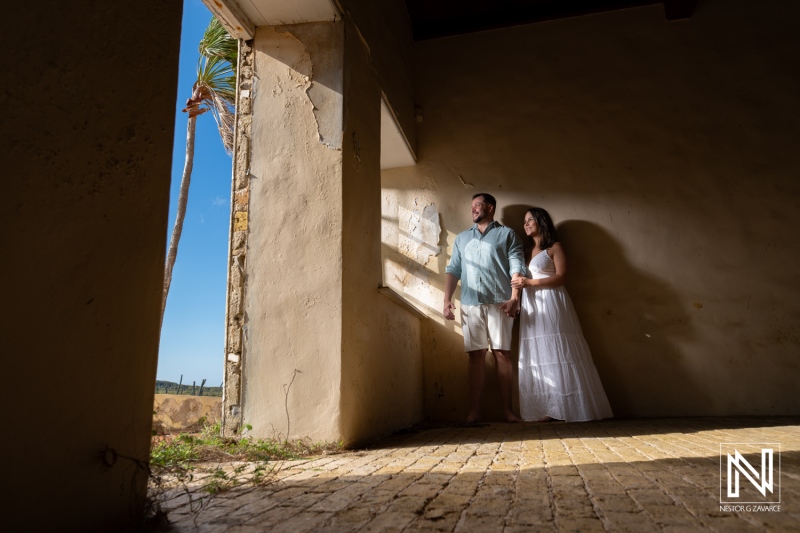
[720,443,780,504]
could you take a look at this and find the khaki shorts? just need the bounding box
[460,303,514,352]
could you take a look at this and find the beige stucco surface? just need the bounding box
[382,0,800,420]
[242,9,423,444]
[342,0,417,157]
[340,16,423,444]
[2,1,182,531]
[244,23,345,441]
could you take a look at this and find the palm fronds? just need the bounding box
[199,17,238,71]
[182,17,237,154]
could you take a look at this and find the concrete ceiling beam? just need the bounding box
[201,0,255,39]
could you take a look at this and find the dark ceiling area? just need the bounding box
[404,0,698,40]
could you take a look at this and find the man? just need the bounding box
[444,193,525,423]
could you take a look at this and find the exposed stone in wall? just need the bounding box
[222,39,255,437]
[399,201,442,262]
[381,191,445,316]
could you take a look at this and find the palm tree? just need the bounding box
[161,17,238,328]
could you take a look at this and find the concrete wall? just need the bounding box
[244,23,346,441]
[243,11,422,444]
[382,0,800,420]
[2,1,182,531]
[340,16,423,445]
[340,0,418,156]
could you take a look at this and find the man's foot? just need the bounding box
[504,412,523,423]
[536,416,556,422]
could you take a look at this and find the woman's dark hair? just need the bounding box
[526,207,559,250]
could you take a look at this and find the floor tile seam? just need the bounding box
[630,454,726,522]
[311,479,399,531]
[538,431,565,532]
[583,433,677,501]
[362,455,440,518]
[703,427,787,442]
[646,432,739,454]
[578,434,663,530]
[730,508,792,530]
[399,471,460,532]
[624,434,719,465]
[613,438,723,493]
[708,429,800,450]
[243,500,306,527]
[313,471,422,532]
[207,485,270,514]
[632,460,717,527]
[644,437,723,458]
[319,447,419,479]
[263,457,409,526]
[567,435,614,532]
[294,456,339,469]
[498,435,524,529]
[647,439,725,463]
[632,442,721,476]
[283,453,380,476]
[450,441,493,532]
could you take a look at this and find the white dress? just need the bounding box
[518,249,613,422]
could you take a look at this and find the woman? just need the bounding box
[510,207,613,422]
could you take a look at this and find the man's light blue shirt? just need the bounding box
[445,221,526,305]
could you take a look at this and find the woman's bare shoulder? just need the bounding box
[547,242,564,259]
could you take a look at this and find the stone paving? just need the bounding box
[159,417,800,532]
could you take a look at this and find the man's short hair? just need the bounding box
[472,193,496,209]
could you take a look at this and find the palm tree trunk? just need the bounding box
[161,116,197,329]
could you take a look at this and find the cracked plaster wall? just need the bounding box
[382,0,800,420]
[240,15,422,444]
[243,23,345,441]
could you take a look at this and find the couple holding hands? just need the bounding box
[443,193,612,423]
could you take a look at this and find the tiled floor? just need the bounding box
[158,417,800,532]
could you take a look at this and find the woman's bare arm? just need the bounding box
[510,243,567,290]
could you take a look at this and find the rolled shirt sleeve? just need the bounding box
[445,238,462,279]
[507,231,526,277]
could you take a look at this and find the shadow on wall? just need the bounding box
[386,201,710,420]
[502,206,711,416]
[543,217,708,416]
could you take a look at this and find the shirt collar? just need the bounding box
[472,220,499,234]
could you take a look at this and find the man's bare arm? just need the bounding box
[443,273,458,320]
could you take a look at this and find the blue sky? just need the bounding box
[157,0,231,387]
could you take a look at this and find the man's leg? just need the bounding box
[467,349,487,423]
[493,349,522,423]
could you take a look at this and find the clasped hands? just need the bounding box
[443,294,523,320]
[510,277,530,290]
[498,298,520,317]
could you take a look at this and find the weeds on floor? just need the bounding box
[145,421,342,526]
